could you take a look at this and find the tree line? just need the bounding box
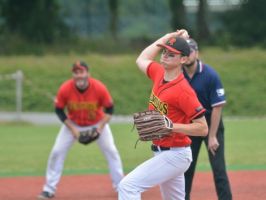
[0,0,265,48]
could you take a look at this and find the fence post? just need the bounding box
[15,70,23,121]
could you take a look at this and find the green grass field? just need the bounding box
[0,118,266,177]
[0,47,266,115]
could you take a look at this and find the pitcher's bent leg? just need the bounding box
[118,147,192,200]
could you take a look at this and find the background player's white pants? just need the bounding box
[118,147,192,200]
[42,123,124,194]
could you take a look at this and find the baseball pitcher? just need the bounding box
[118,30,208,200]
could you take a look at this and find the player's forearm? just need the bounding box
[97,105,113,131]
[172,116,208,136]
[136,32,185,73]
[209,106,223,137]
[136,34,173,63]
[64,119,79,138]
[55,107,79,138]
[55,107,67,122]
[136,37,165,62]
[97,114,111,131]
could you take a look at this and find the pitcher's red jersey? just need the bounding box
[54,78,113,126]
[147,62,206,147]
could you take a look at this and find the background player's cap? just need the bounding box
[72,60,89,72]
[157,37,190,56]
[186,38,198,51]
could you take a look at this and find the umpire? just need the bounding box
[183,39,232,200]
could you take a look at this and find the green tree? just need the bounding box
[196,0,210,41]
[168,0,186,30]
[224,0,266,46]
[0,0,68,43]
[108,0,119,40]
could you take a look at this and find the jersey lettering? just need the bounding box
[67,101,97,111]
[149,92,168,115]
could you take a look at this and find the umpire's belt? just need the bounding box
[151,144,189,152]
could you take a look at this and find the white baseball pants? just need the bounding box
[118,147,192,200]
[42,123,124,194]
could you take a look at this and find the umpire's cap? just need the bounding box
[157,37,190,56]
[72,60,89,72]
[186,38,198,51]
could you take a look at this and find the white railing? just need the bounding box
[0,70,23,121]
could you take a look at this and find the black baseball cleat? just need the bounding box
[37,191,55,199]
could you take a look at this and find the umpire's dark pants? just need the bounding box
[184,119,232,200]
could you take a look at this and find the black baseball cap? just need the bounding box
[157,37,190,56]
[186,38,198,51]
[72,60,89,72]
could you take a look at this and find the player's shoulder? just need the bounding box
[90,77,105,86]
[90,78,108,90]
[202,62,220,77]
[177,80,199,104]
[147,61,164,79]
[59,79,74,90]
[177,74,197,95]
[56,79,74,97]
[149,61,164,71]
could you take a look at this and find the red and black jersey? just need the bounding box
[54,78,113,126]
[147,62,206,147]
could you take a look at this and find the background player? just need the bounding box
[184,38,232,200]
[118,30,208,200]
[37,61,124,199]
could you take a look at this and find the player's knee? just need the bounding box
[118,177,138,195]
[117,178,126,193]
[102,146,119,158]
[51,148,66,158]
[118,178,130,193]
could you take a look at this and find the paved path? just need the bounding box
[0,112,133,125]
[1,112,265,125]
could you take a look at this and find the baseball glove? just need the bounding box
[133,110,173,141]
[78,127,100,145]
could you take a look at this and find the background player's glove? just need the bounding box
[133,110,173,141]
[78,127,100,145]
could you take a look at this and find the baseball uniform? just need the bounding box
[41,77,124,195]
[118,62,205,200]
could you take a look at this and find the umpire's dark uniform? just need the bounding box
[184,60,232,200]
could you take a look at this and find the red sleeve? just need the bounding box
[54,82,68,109]
[147,61,164,81]
[178,88,206,121]
[98,83,113,108]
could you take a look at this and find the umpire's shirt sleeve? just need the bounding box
[209,70,226,107]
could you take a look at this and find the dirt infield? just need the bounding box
[0,170,265,200]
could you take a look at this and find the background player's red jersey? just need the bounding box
[54,78,113,126]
